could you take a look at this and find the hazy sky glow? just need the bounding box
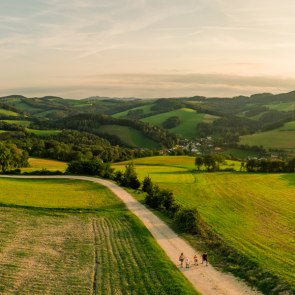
[1,0,295,98]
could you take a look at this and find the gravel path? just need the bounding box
[0,175,263,295]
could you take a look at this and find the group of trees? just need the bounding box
[194,154,295,173]
[0,130,159,164]
[162,116,181,129]
[66,159,114,178]
[143,176,201,234]
[195,154,225,171]
[196,116,258,145]
[65,159,202,235]
[66,160,141,190]
[0,142,28,173]
[40,113,178,148]
[113,162,141,189]
[245,158,295,172]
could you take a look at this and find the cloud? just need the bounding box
[1,73,295,99]
[1,0,295,97]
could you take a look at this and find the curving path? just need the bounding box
[0,175,262,295]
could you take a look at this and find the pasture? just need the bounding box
[113,156,295,288]
[0,178,197,295]
[141,108,218,139]
[267,101,295,112]
[239,121,295,151]
[26,128,61,136]
[97,124,160,149]
[0,109,18,116]
[113,104,153,118]
[1,120,31,127]
[22,157,67,172]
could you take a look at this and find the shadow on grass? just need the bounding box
[280,174,295,186]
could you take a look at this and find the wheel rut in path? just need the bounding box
[92,219,99,295]
[0,175,263,295]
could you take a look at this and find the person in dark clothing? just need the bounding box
[202,252,208,266]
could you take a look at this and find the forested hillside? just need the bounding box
[1,91,295,157]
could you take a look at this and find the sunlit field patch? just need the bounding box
[114,156,295,288]
[0,178,198,295]
[22,157,67,172]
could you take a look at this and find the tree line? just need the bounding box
[245,158,295,172]
[0,130,159,164]
[0,142,28,173]
[66,160,202,235]
[35,113,178,148]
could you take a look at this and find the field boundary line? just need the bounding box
[0,175,262,295]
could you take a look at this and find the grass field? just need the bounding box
[141,108,218,139]
[1,120,31,127]
[113,156,295,288]
[22,157,67,172]
[97,124,160,149]
[240,121,295,151]
[26,128,61,136]
[112,104,153,118]
[221,148,264,160]
[267,101,295,111]
[0,109,19,116]
[0,178,197,295]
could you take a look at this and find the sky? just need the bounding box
[1,0,295,99]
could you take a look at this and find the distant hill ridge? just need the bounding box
[0,90,295,152]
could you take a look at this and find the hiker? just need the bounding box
[193,254,198,266]
[202,252,208,266]
[185,257,190,268]
[179,252,185,267]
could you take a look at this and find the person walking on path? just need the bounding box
[179,252,185,268]
[193,254,198,266]
[202,252,208,266]
[185,257,190,268]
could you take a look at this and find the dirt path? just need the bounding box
[0,175,262,295]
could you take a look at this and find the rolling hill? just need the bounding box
[1,91,295,155]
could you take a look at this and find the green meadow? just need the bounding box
[112,104,153,118]
[267,101,295,111]
[0,109,19,116]
[240,121,295,151]
[113,156,295,288]
[26,128,61,136]
[97,124,160,148]
[142,108,218,139]
[0,178,197,295]
[22,157,67,172]
[1,120,31,127]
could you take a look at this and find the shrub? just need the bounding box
[66,159,113,178]
[174,208,200,234]
[142,176,153,194]
[121,162,141,189]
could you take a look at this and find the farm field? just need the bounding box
[22,157,67,172]
[97,124,160,149]
[239,127,295,151]
[141,108,218,139]
[0,178,197,295]
[113,156,295,288]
